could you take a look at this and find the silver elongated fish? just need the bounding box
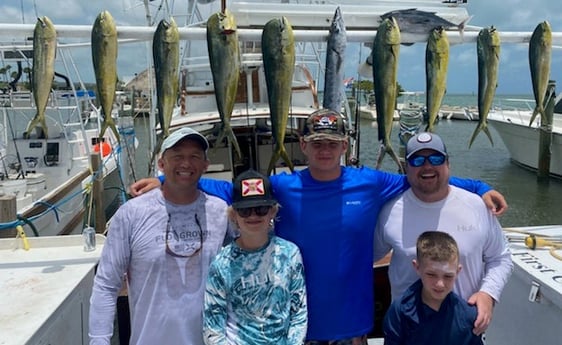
[529,21,552,126]
[91,10,119,141]
[25,16,56,139]
[262,17,295,175]
[153,18,179,140]
[207,10,242,160]
[373,17,403,173]
[469,26,500,148]
[323,7,346,112]
[425,26,449,133]
[380,8,470,36]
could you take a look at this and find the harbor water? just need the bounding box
[132,101,562,228]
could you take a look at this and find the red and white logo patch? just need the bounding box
[241,178,265,197]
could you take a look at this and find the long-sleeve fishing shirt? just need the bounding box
[88,188,230,345]
[203,235,307,344]
[374,186,513,302]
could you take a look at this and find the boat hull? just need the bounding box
[488,111,562,178]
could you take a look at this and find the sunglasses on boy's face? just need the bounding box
[407,153,447,167]
[235,205,272,218]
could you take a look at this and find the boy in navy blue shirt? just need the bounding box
[383,231,485,345]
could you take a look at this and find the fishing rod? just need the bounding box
[5,106,25,179]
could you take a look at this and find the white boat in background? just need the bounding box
[487,225,562,345]
[0,44,135,237]
[442,105,479,121]
[488,97,562,178]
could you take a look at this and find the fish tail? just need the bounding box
[458,15,473,42]
[148,136,164,176]
[529,106,542,126]
[279,147,294,172]
[468,122,494,149]
[386,144,404,174]
[225,126,243,161]
[24,113,47,139]
[375,142,387,170]
[267,150,281,176]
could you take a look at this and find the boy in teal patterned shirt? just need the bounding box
[203,169,307,344]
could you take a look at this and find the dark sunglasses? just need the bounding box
[165,213,203,258]
[235,205,272,218]
[407,153,447,167]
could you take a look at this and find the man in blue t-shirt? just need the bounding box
[130,109,507,344]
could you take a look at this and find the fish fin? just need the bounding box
[468,122,494,149]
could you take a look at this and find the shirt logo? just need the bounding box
[242,178,265,197]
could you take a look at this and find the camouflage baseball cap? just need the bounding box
[303,109,347,142]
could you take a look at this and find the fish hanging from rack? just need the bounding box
[25,16,56,139]
[207,9,243,161]
[91,10,120,142]
[262,17,295,175]
[373,17,403,174]
[528,20,552,126]
[469,26,500,148]
[425,26,449,133]
[323,7,347,113]
[148,18,180,176]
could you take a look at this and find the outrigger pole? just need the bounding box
[2,23,562,45]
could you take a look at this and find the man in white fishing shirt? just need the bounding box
[374,132,513,336]
[89,127,231,345]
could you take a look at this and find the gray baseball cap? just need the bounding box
[406,132,447,159]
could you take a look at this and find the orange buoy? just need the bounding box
[93,141,112,157]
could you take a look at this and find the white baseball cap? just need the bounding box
[160,127,209,154]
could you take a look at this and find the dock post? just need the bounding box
[0,195,17,238]
[90,153,106,233]
[537,80,555,181]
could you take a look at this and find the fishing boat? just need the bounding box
[0,44,135,237]
[488,96,562,178]
[486,225,562,345]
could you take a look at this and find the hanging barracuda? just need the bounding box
[153,18,179,141]
[528,20,552,126]
[323,7,346,113]
[207,9,242,160]
[469,26,500,148]
[262,17,295,175]
[25,16,56,139]
[372,17,403,173]
[91,10,120,141]
[425,26,449,132]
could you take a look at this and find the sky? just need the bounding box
[0,0,561,95]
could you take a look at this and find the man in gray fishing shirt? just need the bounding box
[89,127,231,345]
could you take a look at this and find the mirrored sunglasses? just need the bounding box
[235,205,272,218]
[407,153,446,167]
